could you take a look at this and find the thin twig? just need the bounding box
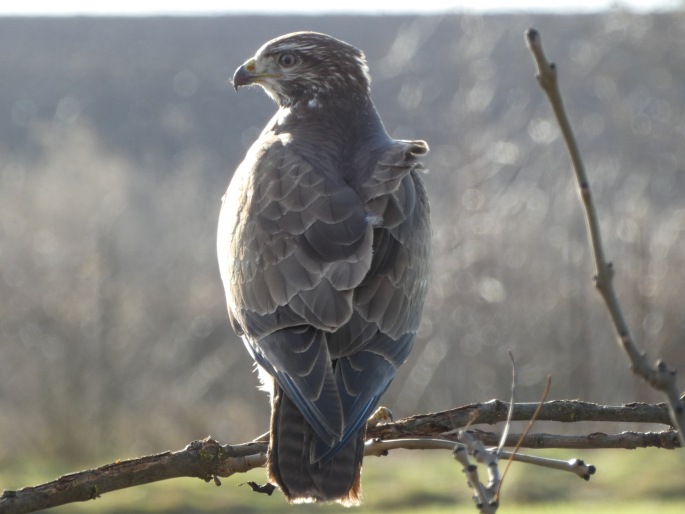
[458,430,500,513]
[365,435,594,479]
[525,27,685,447]
[453,444,497,514]
[498,451,596,480]
[366,433,597,482]
[497,375,552,502]
[497,352,517,454]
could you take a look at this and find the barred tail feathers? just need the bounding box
[268,385,365,506]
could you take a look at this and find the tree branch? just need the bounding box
[460,428,680,450]
[0,439,267,514]
[369,399,673,440]
[525,27,685,447]
[1,400,678,514]
[365,435,595,478]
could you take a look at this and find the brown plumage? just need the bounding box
[217,31,431,505]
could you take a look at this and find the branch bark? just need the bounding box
[525,27,685,447]
[369,399,673,440]
[0,440,267,514]
[0,400,678,514]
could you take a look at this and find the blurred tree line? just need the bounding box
[1,12,684,468]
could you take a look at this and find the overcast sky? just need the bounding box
[0,0,679,15]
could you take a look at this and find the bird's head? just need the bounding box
[232,32,371,108]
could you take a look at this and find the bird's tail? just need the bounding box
[268,385,365,506]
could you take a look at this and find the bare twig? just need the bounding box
[456,431,499,513]
[498,451,595,480]
[453,444,496,513]
[497,352,517,454]
[364,435,594,478]
[497,376,552,502]
[460,431,501,494]
[366,433,597,481]
[525,27,685,447]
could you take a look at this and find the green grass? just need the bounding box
[3,448,684,513]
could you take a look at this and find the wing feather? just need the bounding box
[218,116,431,464]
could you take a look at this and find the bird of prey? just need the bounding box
[217,31,431,505]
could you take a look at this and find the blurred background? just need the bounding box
[2,5,685,512]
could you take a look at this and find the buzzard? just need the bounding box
[218,31,431,505]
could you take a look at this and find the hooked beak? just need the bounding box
[232,58,258,91]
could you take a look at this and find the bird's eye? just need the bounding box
[278,53,297,68]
